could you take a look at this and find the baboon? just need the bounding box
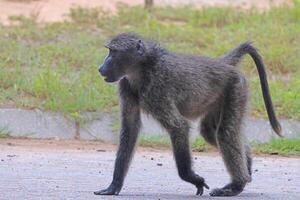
[95,33,282,196]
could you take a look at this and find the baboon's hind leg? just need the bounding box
[201,106,253,182]
[210,83,251,197]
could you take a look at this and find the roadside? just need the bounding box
[1,109,300,156]
[0,138,299,200]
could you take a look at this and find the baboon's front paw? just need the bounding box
[94,184,121,195]
[195,175,209,195]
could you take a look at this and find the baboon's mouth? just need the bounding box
[104,76,115,83]
[100,74,110,82]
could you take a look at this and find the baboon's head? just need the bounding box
[99,33,147,83]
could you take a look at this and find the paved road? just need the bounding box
[0,139,299,200]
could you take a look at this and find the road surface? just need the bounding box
[0,139,299,199]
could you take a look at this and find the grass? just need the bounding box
[252,138,300,156]
[0,126,10,138]
[0,3,300,120]
[138,136,300,156]
[0,16,118,116]
[138,136,211,152]
[191,137,210,152]
[139,135,171,148]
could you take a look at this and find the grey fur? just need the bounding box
[95,32,281,196]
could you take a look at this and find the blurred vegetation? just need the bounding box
[0,126,10,138]
[0,3,299,119]
[252,137,300,156]
[192,137,210,152]
[139,135,171,148]
[138,135,300,156]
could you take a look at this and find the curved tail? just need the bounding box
[221,42,282,137]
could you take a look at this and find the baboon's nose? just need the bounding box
[99,66,106,76]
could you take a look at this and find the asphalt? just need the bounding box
[0,139,299,200]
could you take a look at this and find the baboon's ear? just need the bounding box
[137,39,145,55]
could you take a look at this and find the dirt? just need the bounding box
[0,138,299,199]
[0,138,172,153]
[0,0,292,25]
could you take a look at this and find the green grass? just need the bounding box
[138,136,211,152]
[0,3,300,119]
[0,126,10,138]
[139,135,171,148]
[192,137,210,152]
[138,136,300,156]
[252,138,300,156]
[0,17,118,116]
[250,75,300,119]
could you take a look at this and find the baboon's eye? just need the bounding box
[109,48,117,55]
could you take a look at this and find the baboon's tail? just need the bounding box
[222,42,283,137]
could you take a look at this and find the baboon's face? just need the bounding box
[99,35,145,83]
[99,48,127,82]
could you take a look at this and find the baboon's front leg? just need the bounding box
[94,78,141,195]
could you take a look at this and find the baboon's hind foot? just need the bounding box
[209,182,246,196]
